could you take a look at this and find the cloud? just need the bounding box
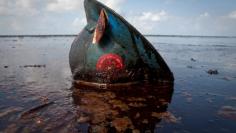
[47,0,83,12]
[127,10,168,33]
[100,0,126,12]
[200,12,209,17]
[0,0,128,35]
[0,0,39,16]
[228,10,236,19]
[16,0,33,9]
[1,0,236,36]
[72,17,86,28]
[139,11,167,22]
[46,0,126,13]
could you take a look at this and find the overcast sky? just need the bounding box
[1,0,236,36]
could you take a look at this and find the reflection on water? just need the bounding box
[72,83,174,132]
[3,83,174,133]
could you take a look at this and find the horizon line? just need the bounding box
[0,34,235,38]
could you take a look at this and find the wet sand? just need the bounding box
[0,36,236,132]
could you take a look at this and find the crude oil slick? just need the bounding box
[0,35,236,132]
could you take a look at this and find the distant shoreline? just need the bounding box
[0,34,235,38]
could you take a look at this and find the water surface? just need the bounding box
[0,36,236,132]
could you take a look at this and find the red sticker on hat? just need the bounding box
[96,53,124,71]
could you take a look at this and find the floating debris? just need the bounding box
[218,106,236,121]
[21,64,46,68]
[4,66,8,68]
[191,58,197,62]
[207,69,219,75]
